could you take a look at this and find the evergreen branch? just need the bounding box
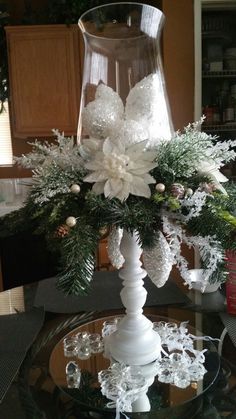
[186,194,236,250]
[0,199,39,238]
[31,164,86,205]
[1,121,236,294]
[56,221,100,295]
[84,192,161,246]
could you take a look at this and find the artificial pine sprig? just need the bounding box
[31,164,83,202]
[56,219,100,295]
[153,129,212,182]
[84,191,162,247]
[152,119,236,185]
[186,186,236,251]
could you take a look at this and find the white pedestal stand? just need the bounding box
[130,361,157,413]
[105,230,161,366]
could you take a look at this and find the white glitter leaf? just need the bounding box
[107,228,124,269]
[143,232,173,287]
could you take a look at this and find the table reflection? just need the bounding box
[49,314,220,417]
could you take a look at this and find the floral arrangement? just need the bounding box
[2,75,236,296]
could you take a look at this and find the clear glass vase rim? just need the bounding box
[79,2,163,20]
[78,2,164,40]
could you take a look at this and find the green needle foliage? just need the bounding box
[1,123,236,295]
[187,185,236,251]
[56,220,100,295]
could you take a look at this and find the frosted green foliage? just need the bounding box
[14,129,85,171]
[155,118,236,182]
[31,163,85,204]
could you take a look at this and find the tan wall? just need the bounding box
[162,0,194,130]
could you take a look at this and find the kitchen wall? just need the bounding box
[162,0,194,131]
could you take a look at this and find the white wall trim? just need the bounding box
[194,0,236,122]
[194,0,202,121]
[201,0,236,10]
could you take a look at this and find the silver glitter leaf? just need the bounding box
[142,232,173,287]
[107,227,124,269]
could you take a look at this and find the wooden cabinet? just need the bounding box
[5,25,83,138]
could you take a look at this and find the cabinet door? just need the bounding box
[6,25,82,138]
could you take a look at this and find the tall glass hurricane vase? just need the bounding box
[78,2,173,144]
[78,3,173,367]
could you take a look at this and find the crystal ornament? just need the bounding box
[142,232,173,287]
[89,333,104,353]
[76,331,89,342]
[111,119,148,148]
[63,336,78,357]
[153,321,207,387]
[98,363,148,414]
[77,345,91,360]
[82,84,124,139]
[125,74,172,147]
[157,368,173,384]
[62,320,209,417]
[66,361,79,375]
[173,370,191,388]
[102,318,122,338]
[63,331,104,361]
[65,361,81,388]
[99,320,208,417]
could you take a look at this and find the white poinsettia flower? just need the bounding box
[198,160,228,194]
[83,138,157,201]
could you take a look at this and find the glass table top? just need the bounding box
[49,313,220,418]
